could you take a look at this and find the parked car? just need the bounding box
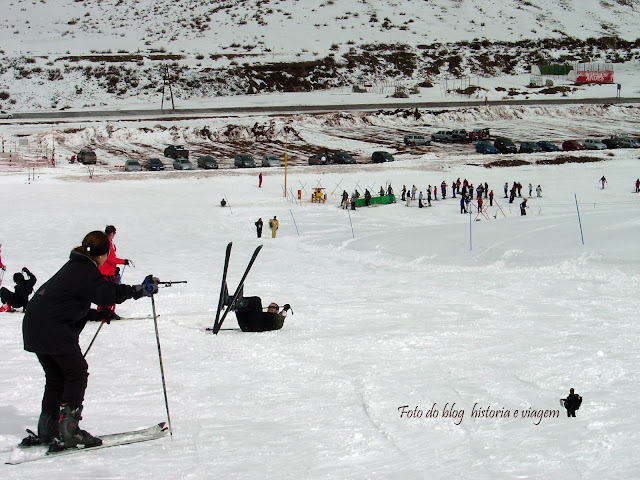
[601,138,620,149]
[371,151,394,163]
[146,158,165,171]
[536,141,560,152]
[173,157,194,170]
[476,141,497,154]
[329,152,356,164]
[583,139,607,150]
[77,148,97,164]
[197,155,218,169]
[519,142,542,154]
[403,134,430,146]
[124,159,142,172]
[164,145,189,159]
[562,140,585,151]
[494,137,517,154]
[261,154,281,167]
[234,154,255,168]
[431,130,454,143]
[308,154,327,166]
[451,129,468,142]
[614,136,635,148]
[0,110,13,119]
[468,128,491,141]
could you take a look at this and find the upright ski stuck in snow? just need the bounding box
[212,242,233,333]
[211,244,262,334]
[5,422,168,465]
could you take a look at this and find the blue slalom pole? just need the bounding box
[574,194,584,245]
[347,208,355,239]
[289,209,300,236]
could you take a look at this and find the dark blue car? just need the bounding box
[476,141,497,154]
[536,141,560,152]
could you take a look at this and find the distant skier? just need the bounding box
[255,218,263,238]
[268,216,279,238]
[536,184,542,198]
[600,175,607,189]
[0,267,37,312]
[220,198,227,207]
[460,195,468,214]
[504,182,509,198]
[528,183,533,197]
[520,198,527,216]
[477,196,484,213]
[489,190,494,207]
[418,191,424,208]
[341,190,349,209]
[364,189,372,207]
[401,185,407,201]
[561,388,582,417]
[258,172,263,188]
[411,184,417,200]
[451,180,457,198]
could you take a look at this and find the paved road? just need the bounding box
[7,97,640,122]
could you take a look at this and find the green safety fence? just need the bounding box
[355,195,396,207]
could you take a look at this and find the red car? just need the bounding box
[562,140,585,151]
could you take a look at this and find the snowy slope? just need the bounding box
[2,0,640,55]
[0,145,638,479]
[1,0,640,110]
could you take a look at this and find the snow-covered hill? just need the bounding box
[1,0,640,110]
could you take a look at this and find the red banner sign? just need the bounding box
[575,70,614,84]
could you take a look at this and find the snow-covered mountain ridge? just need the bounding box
[1,0,640,110]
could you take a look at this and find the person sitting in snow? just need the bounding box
[235,296,291,332]
[0,267,37,312]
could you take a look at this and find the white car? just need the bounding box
[173,158,194,170]
[262,155,281,167]
[583,139,607,150]
[124,160,142,172]
[0,110,13,119]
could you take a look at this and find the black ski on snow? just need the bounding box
[212,242,233,333]
[6,422,168,465]
[211,244,262,334]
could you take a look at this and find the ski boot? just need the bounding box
[19,412,60,447]
[57,404,102,449]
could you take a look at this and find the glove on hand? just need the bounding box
[87,309,115,324]
[1,265,5,271]
[124,259,131,266]
[283,304,291,312]
[142,275,159,296]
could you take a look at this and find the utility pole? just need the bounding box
[161,65,175,111]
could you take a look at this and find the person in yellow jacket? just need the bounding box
[268,216,279,238]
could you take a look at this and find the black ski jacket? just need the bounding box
[23,251,140,355]
[12,269,37,308]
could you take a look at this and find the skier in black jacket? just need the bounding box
[562,388,582,417]
[0,267,37,312]
[21,230,159,449]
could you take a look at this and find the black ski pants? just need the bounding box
[1,287,16,306]
[36,352,88,414]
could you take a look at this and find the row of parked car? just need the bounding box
[403,128,491,146]
[474,135,640,155]
[163,145,282,169]
[308,151,394,165]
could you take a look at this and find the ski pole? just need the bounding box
[158,280,188,287]
[151,294,173,438]
[83,322,104,358]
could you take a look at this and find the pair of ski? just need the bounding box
[6,422,168,465]
[209,242,262,334]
